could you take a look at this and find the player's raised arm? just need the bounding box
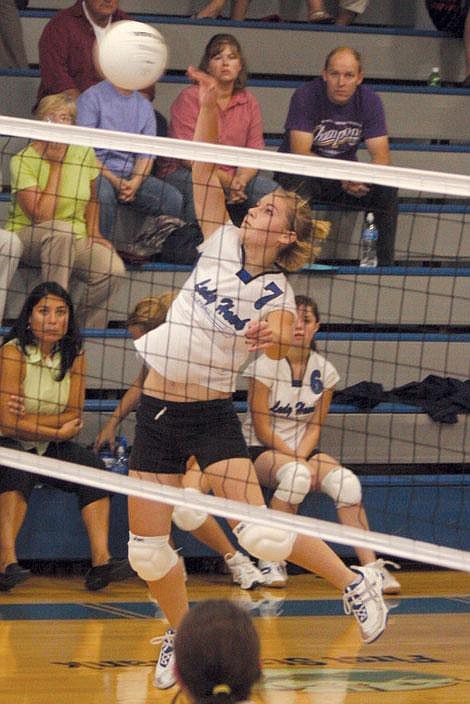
[187,66,230,239]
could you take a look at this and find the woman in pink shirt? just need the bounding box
[158,33,278,222]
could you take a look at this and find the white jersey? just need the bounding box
[135,223,296,393]
[242,351,340,450]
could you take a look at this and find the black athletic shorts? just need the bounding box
[130,395,250,474]
[0,436,108,508]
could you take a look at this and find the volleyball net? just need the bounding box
[0,115,468,572]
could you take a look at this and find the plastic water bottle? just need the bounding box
[428,67,441,87]
[99,445,115,470]
[360,212,378,268]
[112,436,129,475]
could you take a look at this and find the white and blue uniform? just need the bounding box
[242,351,340,451]
[135,223,296,392]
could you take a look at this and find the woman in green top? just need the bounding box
[5,93,125,328]
[0,282,133,592]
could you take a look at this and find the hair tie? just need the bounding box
[212,684,231,696]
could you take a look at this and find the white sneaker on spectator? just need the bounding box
[151,628,176,689]
[343,566,388,644]
[366,558,401,594]
[258,560,288,588]
[224,551,264,589]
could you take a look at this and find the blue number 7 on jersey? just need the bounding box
[254,282,283,310]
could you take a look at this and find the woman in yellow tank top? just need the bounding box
[0,282,133,592]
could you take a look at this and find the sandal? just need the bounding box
[309,10,334,24]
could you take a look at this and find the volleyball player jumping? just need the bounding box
[127,66,389,690]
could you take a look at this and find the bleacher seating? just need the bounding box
[1,4,468,560]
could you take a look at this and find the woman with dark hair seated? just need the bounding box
[0,282,133,592]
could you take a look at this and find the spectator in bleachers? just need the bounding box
[0,229,22,325]
[0,281,134,592]
[195,0,368,24]
[158,33,278,223]
[36,0,154,104]
[76,79,183,240]
[0,0,28,68]
[194,0,249,19]
[277,46,398,265]
[4,92,125,328]
[242,293,401,592]
[306,0,369,24]
[425,0,470,86]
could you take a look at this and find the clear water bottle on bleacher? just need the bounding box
[359,212,378,268]
[99,444,115,470]
[428,67,441,87]
[112,436,129,475]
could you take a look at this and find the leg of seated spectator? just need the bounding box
[195,0,226,18]
[166,167,196,222]
[96,174,119,240]
[73,239,126,328]
[359,184,398,265]
[231,0,250,20]
[0,229,22,323]
[0,0,28,68]
[44,440,114,566]
[281,175,397,265]
[0,490,28,572]
[132,176,184,221]
[16,220,76,291]
[337,0,369,24]
[464,8,470,83]
[81,497,112,567]
[0,440,36,577]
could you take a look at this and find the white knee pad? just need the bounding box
[128,532,178,582]
[320,466,362,508]
[233,521,295,562]
[274,461,311,504]
[172,490,208,531]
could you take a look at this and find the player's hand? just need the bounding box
[187,66,218,109]
[94,425,116,453]
[226,176,248,204]
[245,320,274,351]
[341,180,370,197]
[8,394,25,417]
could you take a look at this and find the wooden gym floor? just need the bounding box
[1,569,469,704]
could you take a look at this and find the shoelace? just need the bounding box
[380,559,401,571]
[343,575,379,623]
[344,592,369,623]
[150,632,175,667]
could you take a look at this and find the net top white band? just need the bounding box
[1,115,469,198]
[1,447,468,573]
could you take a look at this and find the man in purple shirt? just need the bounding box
[278,47,398,265]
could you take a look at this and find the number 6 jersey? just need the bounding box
[135,223,296,393]
[242,351,340,451]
